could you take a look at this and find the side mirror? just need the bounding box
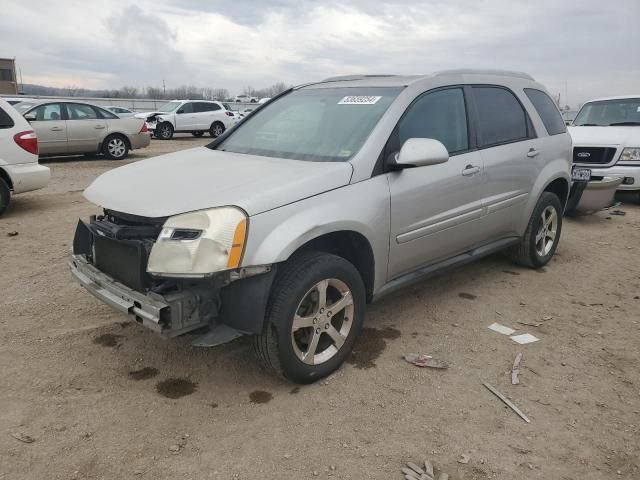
[24,112,36,122]
[177,109,185,114]
[395,138,449,168]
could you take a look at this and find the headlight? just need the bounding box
[147,207,247,277]
[620,147,640,162]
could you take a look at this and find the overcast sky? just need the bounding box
[2,0,638,106]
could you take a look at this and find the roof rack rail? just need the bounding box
[433,69,535,80]
[321,74,398,82]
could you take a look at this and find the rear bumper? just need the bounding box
[3,162,50,194]
[128,132,151,150]
[580,165,640,191]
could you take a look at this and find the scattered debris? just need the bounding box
[511,333,539,345]
[7,231,19,237]
[10,432,35,443]
[458,454,471,464]
[403,353,449,369]
[403,459,450,479]
[488,323,515,336]
[509,445,532,455]
[483,382,530,423]
[511,352,523,385]
[517,320,541,328]
[459,292,477,300]
[542,315,553,321]
[610,210,626,216]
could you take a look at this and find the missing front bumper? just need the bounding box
[70,254,210,337]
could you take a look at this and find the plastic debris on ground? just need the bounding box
[403,353,449,369]
[402,458,449,479]
[488,323,515,335]
[511,333,539,345]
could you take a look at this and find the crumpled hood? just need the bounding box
[84,147,353,218]
[134,111,161,119]
[569,126,640,146]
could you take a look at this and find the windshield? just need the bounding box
[13,102,37,113]
[158,101,181,113]
[573,98,640,126]
[217,87,401,161]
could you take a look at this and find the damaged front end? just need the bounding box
[70,211,275,344]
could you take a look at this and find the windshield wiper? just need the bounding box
[609,122,640,126]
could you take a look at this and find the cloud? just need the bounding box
[1,0,638,105]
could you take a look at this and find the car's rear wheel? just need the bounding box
[209,122,225,138]
[0,177,11,216]
[156,122,174,140]
[192,131,204,137]
[102,135,129,160]
[508,192,563,268]
[253,251,365,384]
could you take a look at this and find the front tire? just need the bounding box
[253,251,366,384]
[508,192,563,268]
[0,177,11,216]
[156,122,174,140]
[102,135,129,160]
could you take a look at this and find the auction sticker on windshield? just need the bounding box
[338,96,382,105]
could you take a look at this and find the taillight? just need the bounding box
[13,130,38,155]
[140,123,149,133]
[225,111,234,117]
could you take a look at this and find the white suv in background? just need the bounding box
[0,98,50,215]
[136,100,239,140]
[570,95,640,197]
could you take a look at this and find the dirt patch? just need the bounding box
[502,270,521,275]
[249,390,273,404]
[347,326,401,369]
[156,378,198,399]
[458,292,477,300]
[128,367,159,381]
[289,387,300,395]
[209,403,219,409]
[92,333,123,347]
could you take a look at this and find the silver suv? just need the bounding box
[70,70,571,383]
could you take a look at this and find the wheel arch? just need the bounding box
[543,176,570,208]
[0,167,14,191]
[103,131,131,150]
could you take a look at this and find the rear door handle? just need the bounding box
[527,148,539,158]
[95,125,106,129]
[50,126,63,131]
[462,165,481,176]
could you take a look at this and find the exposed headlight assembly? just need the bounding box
[147,207,247,277]
[620,147,640,162]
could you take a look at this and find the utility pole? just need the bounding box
[163,79,166,99]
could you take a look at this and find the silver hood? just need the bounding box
[84,147,353,218]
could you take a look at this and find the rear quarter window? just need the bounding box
[524,88,567,135]
[0,106,15,129]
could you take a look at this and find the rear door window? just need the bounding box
[0,106,14,129]
[472,86,533,147]
[66,103,99,120]
[195,102,221,112]
[524,89,566,135]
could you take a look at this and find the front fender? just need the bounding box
[242,176,391,293]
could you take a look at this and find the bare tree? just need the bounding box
[64,85,84,97]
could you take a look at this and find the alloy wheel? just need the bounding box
[291,278,354,366]
[107,138,126,158]
[535,205,557,256]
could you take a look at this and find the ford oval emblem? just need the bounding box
[577,152,591,158]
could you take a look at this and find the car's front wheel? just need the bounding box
[156,122,174,140]
[253,251,365,384]
[508,192,563,268]
[102,134,129,160]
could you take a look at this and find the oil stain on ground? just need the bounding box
[249,390,273,404]
[156,378,198,399]
[128,367,159,381]
[93,333,123,347]
[347,326,401,369]
[459,292,477,300]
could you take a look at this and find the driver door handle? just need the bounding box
[94,125,106,129]
[527,148,540,158]
[462,165,481,176]
[50,126,63,131]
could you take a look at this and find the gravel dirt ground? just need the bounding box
[1,136,639,480]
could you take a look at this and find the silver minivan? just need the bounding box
[71,70,572,383]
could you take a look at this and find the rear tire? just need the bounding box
[156,122,174,140]
[253,251,366,384]
[209,122,225,138]
[508,192,562,268]
[0,177,10,216]
[102,134,129,160]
